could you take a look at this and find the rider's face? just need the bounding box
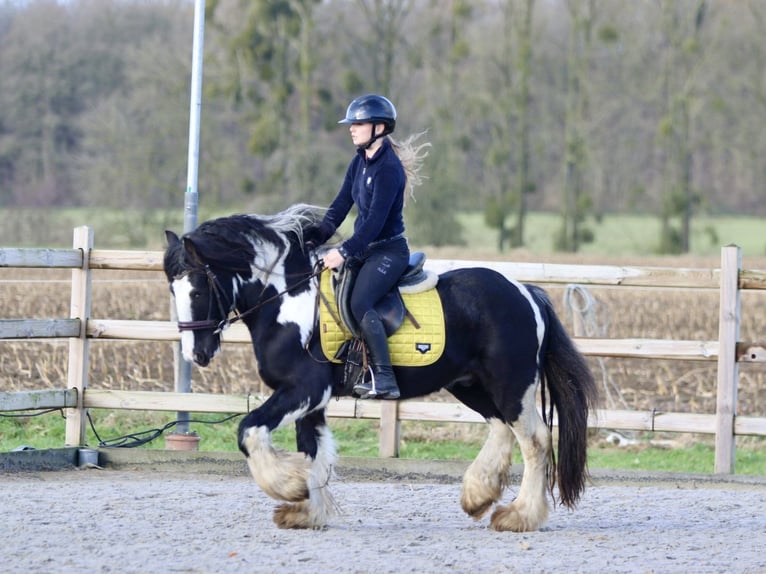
[349,122,379,147]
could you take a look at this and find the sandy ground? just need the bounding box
[1,467,765,574]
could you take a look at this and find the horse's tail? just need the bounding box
[532,286,599,509]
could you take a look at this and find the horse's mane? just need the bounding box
[181,204,325,275]
[255,203,326,239]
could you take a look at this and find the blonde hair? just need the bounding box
[390,131,431,205]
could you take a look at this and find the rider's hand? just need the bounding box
[322,248,345,270]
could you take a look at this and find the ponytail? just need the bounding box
[390,131,431,205]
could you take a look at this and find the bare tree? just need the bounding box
[404,0,468,247]
[557,0,596,253]
[357,0,413,95]
[656,0,708,254]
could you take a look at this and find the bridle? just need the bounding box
[175,265,235,333]
[175,261,325,334]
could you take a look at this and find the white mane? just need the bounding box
[255,203,326,244]
[241,204,325,347]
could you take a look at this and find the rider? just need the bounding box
[308,94,410,400]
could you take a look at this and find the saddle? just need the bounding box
[334,251,437,337]
[318,252,443,395]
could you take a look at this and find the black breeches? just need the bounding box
[349,237,409,324]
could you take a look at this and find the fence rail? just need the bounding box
[1,226,765,474]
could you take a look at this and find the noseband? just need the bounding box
[175,261,325,334]
[176,265,235,333]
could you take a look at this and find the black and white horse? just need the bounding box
[163,204,598,532]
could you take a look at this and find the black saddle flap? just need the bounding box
[375,291,406,336]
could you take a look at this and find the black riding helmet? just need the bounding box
[339,94,396,148]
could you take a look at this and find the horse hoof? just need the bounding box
[273,501,325,530]
[489,501,548,532]
[460,492,494,520]
[460,473,504,519]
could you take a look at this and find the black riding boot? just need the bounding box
[353,311,400,400]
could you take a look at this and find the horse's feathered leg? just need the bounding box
[238,386,333,509]
[445,384,514,520]
[273,410,338,529]
[490,381,552,532]
[460,418,514,519]
[240,424,312,502]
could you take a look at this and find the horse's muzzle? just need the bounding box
[193,351,211,367]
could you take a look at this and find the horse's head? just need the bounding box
[163,229,233,367]
[163,205,326,366]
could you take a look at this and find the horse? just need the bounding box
[163,203,598,532]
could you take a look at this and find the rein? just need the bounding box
[176,261,325,333]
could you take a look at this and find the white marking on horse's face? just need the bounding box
[172,275,196,363]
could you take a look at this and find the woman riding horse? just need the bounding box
[164,205,598,532]
[307,94,412,400]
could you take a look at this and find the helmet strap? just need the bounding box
[359,124,388,150]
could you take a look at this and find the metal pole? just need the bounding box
[175,0,206,434]
[184,0,205,234]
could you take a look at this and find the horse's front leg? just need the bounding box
[237,386,332,505]
[273,409,338,529]
[238,387,335,528]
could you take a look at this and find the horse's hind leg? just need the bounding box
[490,382,552,532]
[460,418,515,520]
[273,411,338,529]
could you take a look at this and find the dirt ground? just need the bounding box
[2,466,765,574]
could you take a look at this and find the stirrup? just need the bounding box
[353,371,400,400]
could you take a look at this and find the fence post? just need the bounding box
[65,227,94,447]
[714,244,741,474]
[379,401,400,458]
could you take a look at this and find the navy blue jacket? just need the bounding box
[319,138,406,257]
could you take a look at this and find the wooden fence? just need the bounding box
[1,226,765,474]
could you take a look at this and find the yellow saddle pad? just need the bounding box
[318,270,445,367]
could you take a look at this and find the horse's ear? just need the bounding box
[181,236,206,266]
[165,230,181,248]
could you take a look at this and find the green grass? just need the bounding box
[3,207,765,259]
[455,211,766,259]
[2,409,765,476]
[586,441,764,474]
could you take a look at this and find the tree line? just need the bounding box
[0,0,763,253]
